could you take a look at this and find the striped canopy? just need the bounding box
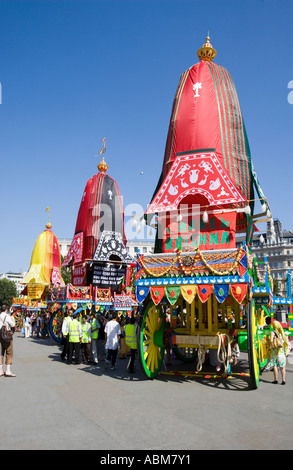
[154,59,264,212]
[71,171,127,263]
[23,226,63,285]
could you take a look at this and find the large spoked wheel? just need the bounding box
[13,310,23,331]
[49,311,64,344]
[138,301,165,379]
[247,300,260,389]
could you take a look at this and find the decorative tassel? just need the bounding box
[202,211,208,223]
[244,205,251,215]
[266,209,271,218]
[261,203,267,212]
[259,235,264,244]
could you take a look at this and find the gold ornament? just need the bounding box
[197,35,217,62]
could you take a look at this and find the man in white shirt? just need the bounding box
[104,312,121,370]
[61,309,73,361]
[0,305,16,377]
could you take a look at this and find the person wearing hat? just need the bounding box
[67,311,82,365]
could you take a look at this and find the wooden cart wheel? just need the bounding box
[13,310,23,331]
[247,300,260,389]
[49,311,64,344]
[138,301,165,379]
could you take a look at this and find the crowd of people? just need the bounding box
[23,312,50,339]
[59,308,138,373]
[0,301,291,384]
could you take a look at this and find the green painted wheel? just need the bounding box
[247,300,260,389]
[138,301,165,379]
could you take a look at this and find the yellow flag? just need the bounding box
[181,285,197,304]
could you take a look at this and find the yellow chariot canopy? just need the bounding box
[23,222,64,288]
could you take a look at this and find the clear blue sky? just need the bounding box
[0,0,292,273]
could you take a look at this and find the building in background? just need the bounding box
[0,272,27,294]
[59,238,73,259]
[236,219,293,321]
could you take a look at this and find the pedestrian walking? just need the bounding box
[68,312,82,364]
[81,316,92,364]
[89,313,100,364]
[24,313,31,338]
[125,316,137,373]
[266,316,289,385]
[36,314,42,338]
[31,313,37,337]
[0,305,16,377]
[104,312,121,370]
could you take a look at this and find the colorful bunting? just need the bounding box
[197,284,213,303]
[150,286,165,305]
[230,284,247,304]
[181,285,197,304]
[213,284,229,303]
[136,286,150,304]
[238,246,248,277]
[165,286,181,305]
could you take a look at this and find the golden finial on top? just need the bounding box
[197,34,217,62]
[45,207,52,229]
[98,157,108,173]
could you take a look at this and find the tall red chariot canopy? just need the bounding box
[151,36,265,215]
[63,156,134,271]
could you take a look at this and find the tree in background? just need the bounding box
[273,278,280,296]
[61,256,71,285]
[0,278,17,306]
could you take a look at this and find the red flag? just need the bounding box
[197,284,213,303]
[230,284,247,304]
[150,287,165,306]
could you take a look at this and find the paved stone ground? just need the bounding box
[0,332,292,450]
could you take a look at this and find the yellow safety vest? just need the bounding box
[125,324,137,349]
[69,319,81,343]
[81,323,91,343]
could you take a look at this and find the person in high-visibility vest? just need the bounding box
[89,313,100,364]
[81,316,92,364]
[68,312,82,364]
[125,316,137,373]
[61,309,73,361]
